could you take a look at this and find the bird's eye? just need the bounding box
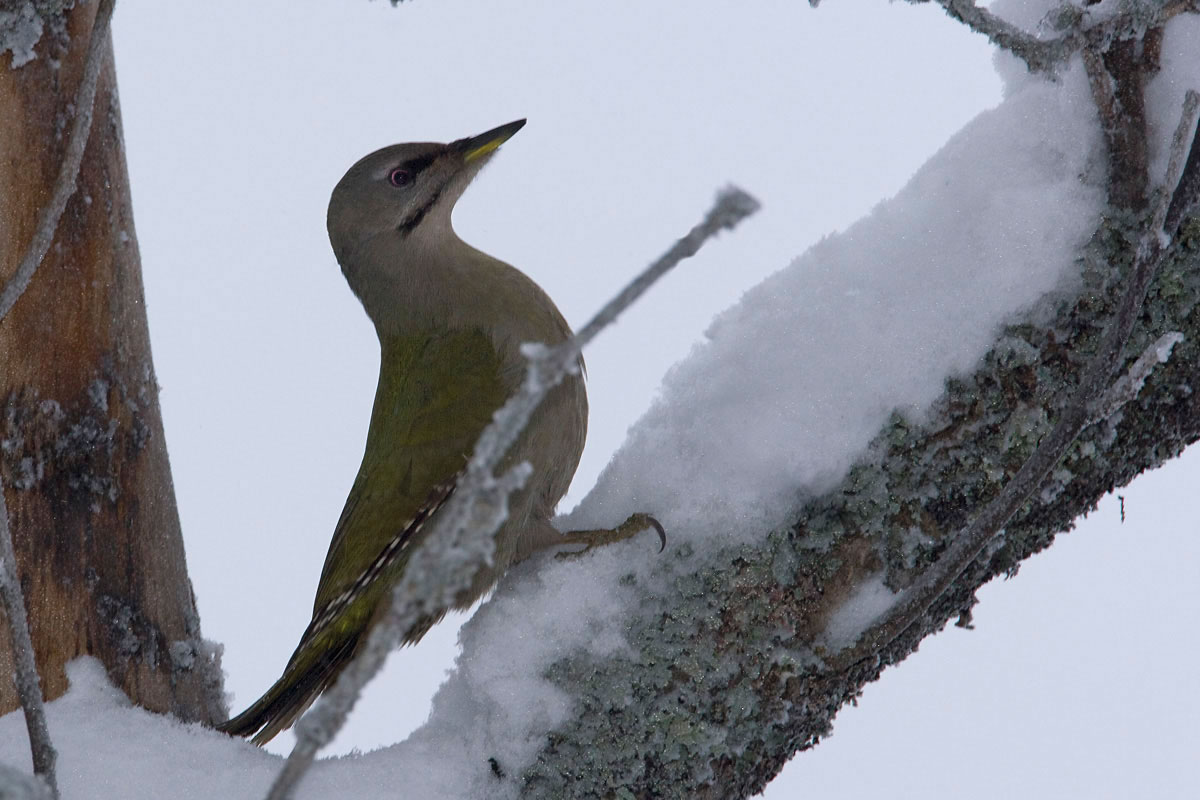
[389,168,412,187]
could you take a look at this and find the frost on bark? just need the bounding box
[512,13,1200,800]
[518,217,1200,798]
[0,1,221,723]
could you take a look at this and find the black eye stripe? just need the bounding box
[398,152,436,175]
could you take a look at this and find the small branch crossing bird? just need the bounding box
[219,120,663,744]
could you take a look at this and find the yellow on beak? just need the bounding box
[460,119,527,163]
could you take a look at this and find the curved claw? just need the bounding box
[554,512,668,561]
[617,512,666,554]
[644,515,667,553]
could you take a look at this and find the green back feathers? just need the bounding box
[218,326,507,743]
[313,326,507,614]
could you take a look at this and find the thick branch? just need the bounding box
[921,0,1197,75]
[831,196,1172,670]
[1083,37,1154,212]
[518,202,1200,800]
[515,8,1200,794]
[834,91,1200,669]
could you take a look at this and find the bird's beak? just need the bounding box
[456,119,527,163]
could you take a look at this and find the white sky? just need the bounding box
[72,0,1200,796]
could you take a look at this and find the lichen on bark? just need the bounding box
[0,0,224,724]
[518,211,1200,798]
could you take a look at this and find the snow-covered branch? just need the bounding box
[501,9,1200,798]
[264,188,759,800]
[512,222,1200,798]
[932,0,1070,73]
[915,0,1198,75]
[832,86,1200,671]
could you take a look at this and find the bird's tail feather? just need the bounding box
[217,629,360,745]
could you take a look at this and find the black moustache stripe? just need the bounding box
[398,187,443,237]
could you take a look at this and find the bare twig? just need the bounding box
[925,0,1198,75]
[1082,46,1120,144]
[1165,91,1200,235]
[934,0,1066,73]
[1154,90,1200,235]
[0,0,117,323]
[831,90,1200,671]
[0,478,56,799]
[264,187,760,800]
[1090,332,1184,424]
[570,188,762,350]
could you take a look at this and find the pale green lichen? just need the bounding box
[517,215,1200,798]
[0,359,159,510]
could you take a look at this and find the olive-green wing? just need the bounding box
[313,325,508,617]
[217,327,507,744]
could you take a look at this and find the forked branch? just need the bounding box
[832,86,1200,672]
[923,0,1196,75]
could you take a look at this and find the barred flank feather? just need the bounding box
[218,473,457,744]
[217,627,361,745]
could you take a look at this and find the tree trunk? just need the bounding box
[0,1,221,723]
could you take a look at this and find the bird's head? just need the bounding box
[326,119,526,265]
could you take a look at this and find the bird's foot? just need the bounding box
[555,513,666,560]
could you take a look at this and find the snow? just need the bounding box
[0,2,43,69]
[2,4,1198,798]
[566,25,1105,543]
[0,659,267,798]
[1144,14,1200,188]
[822,575,900,652]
